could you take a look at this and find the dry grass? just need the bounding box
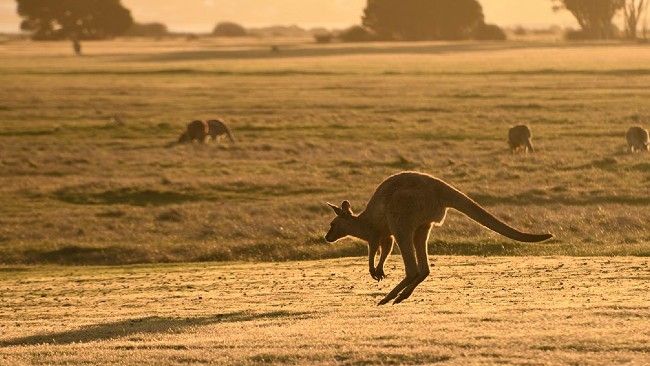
[0,39,649,264]
[1,257,649,365]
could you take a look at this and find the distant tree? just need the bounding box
[212,22,247,37]
[513,26,528,36]
[247,25,309,38]
[551,0,624,39]
[622,0,647,38]
[124,22,169,38]
[314,32,333,44]
[643,2,650,40]
[362,0,485,40]
[16,0,133,55]
[338,25,376,42]
[474,23,507,40]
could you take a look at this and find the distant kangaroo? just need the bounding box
[178,120,209,143]
[207,119,235,143]
[508,125,535,153]
[325,171,553,305]
[626,126,649,153]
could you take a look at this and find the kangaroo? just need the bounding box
[626,126,649,153]
[508,125,535,153]
[178,120,209,144]
[325,171,553,305]
[207,119,235,143]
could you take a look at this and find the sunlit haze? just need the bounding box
[0,0,578,33]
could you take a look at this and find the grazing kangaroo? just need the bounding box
[207,119,235,143]
[325,171,553,305]
[508,125,535,153]
[178,120,209,143]
[626,126,649,153]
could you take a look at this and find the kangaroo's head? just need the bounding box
[325,200,359,243]
[177,132,189,143]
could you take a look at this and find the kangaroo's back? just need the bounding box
[207,119,235,142]
[508,125,534,152]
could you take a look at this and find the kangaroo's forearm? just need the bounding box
[368,241,380,272]
[376,238,394,271]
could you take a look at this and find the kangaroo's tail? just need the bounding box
[441,184,553,243]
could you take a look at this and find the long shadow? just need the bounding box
[53,187,203,207]
[126,41,639,63]
[1,310,310,346]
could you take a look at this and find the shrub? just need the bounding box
[213,22,247,37]
[314,32,333,44]
[565,29,593,40]
[512,26,527,36]
[338,26,376,42]
[474,23,507,41]
[124,22,169,37]
[564,24,621,41]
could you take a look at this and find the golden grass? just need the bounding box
[0,39,649,264]
[1,257,649,365]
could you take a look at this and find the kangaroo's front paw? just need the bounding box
[369,267,379,281]
[373,267,387,282]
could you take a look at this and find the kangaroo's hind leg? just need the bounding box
[393,223,432,304]
[378,228,419,306]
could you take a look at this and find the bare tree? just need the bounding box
[623,0,647,38]
[552,0,624,39]
[643,0,649,39]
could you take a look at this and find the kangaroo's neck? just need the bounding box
[353,212,380,243]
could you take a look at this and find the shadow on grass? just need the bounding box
[0,310,311,346]
[21,245,156,265]
[0,129,57,137]
[53,182,328,207]
[631,162,650,172]
[120,41,640,64]
[54,187,200,206]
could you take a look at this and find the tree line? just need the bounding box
[15,0,650,53]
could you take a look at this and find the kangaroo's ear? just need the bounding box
[341,200,353,216]
[327,202,343,216]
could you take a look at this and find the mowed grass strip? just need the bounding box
[0,257,648,365]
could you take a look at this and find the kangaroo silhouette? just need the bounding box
[178,120,209,144]
[508,125,535,153]
[325,171,553,305]
[626,126,649,153]
[207,119,235,143]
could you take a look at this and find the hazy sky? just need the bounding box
[0,0,579,33]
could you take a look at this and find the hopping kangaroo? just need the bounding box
[626,126,649,153]
[508,125,535,153]
[178,120,209,143]
[325,171,553,305]
[207,119,235,143]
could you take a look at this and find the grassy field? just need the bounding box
[1,38,649,366]
[0,39,649,264]
[1,257,649,365]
